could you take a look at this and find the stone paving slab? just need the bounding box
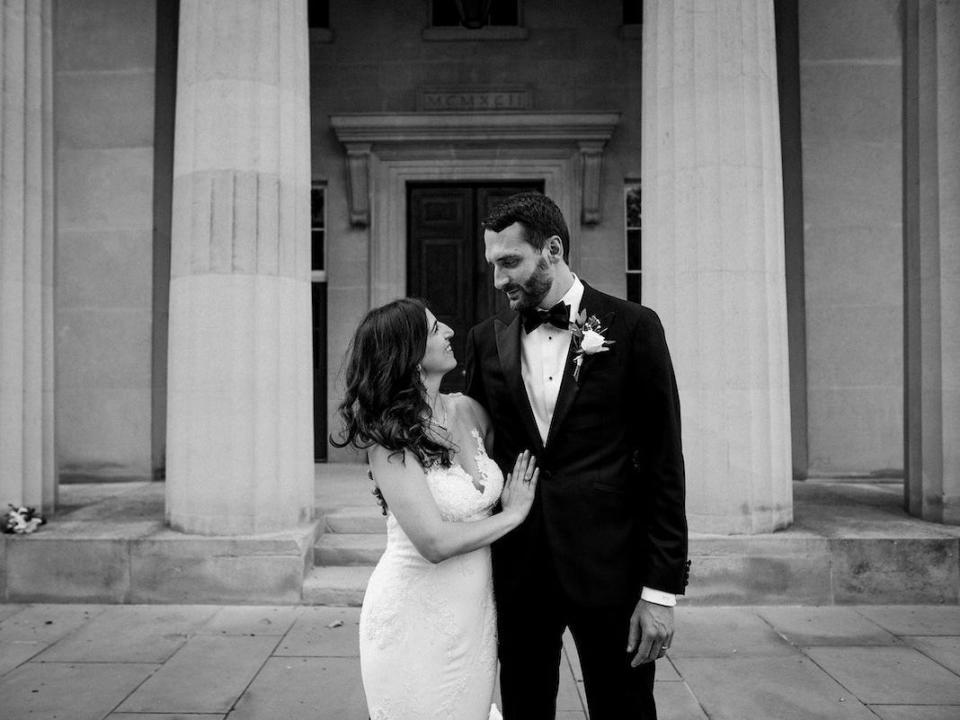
[670,607,797,657]
[0,603,25,622]
[757,605,900,645]
[34,604,218,663]
[556,659,585,712]
[116,634,280,714]
[904,635,960,674]
[856,605,960,635]
[109,715,226,720]
[672,655,878,720]
[868,706,960,720]
[274,606,360,657]
[805,646,960,704]
[228,656,367,720]
[0,640,47,676]
[655,680,709,720]
[0,661,159,720]
[0,603,105,642]
[200,605,303,637]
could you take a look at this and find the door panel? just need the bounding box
[408,182,544,393]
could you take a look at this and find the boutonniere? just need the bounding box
[570,310,615,381]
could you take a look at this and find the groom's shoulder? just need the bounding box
[469,308,514,336]
[584,283,658,324]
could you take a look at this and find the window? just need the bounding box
[623,1,642,25]
[310,183,327,461]
[425,0,526,39]
[625,182,641,303]
[307,0,329,29]
[311,183,326,279]
[432,0,520,27]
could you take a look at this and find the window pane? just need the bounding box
[627,229,641,271]
[626,185,641,228]
[433,0,519,27]
[489,0,519,26]
[627,273,641,304]
[623,1,643,25]
[311,187,325,229]
[308,0,329,29]
[432,0,461,26]
[312,230,324,272]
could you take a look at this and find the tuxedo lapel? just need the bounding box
[495,312,545,454]
[544,283,616,449]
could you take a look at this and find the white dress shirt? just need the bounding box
[519,277,676,607]
[520,278,584,445]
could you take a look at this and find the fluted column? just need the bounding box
[0,0,55,511]
[642,0,792,533]
[904,0,960,525]
[166,0,314,534]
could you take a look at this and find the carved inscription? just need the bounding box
[417,87,531,112]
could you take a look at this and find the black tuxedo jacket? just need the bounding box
[465,282,689,607]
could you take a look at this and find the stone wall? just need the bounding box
[54,0,156,481]
[799,0,904,475]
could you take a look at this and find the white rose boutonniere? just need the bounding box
[570,310,614,381]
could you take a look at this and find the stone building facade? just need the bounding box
[1,0,957,534]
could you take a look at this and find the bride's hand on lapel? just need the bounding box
[500,450,539,526]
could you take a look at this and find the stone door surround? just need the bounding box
[330,112,619,306]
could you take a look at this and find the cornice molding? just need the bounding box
[330,112,619,226]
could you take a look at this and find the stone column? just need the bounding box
[166,0,314,535]
[642,0,792,533]
[0,0,55,511]
[903,0,960,525]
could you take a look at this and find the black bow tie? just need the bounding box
[521,301,571,334]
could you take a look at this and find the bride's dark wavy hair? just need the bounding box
[330,298,452,472]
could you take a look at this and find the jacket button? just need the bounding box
[540,470,552,481]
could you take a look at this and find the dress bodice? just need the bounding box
[384,427,504,547]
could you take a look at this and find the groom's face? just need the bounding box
[484,222,554,311]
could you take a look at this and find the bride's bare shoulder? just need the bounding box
[444,393,491,436]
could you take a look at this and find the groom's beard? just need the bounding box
[503,257,552,311]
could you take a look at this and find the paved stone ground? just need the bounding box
[1,604,958,719]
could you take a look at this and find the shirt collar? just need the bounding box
[559,275,584,323]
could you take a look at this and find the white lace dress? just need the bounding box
[359,429,504,720]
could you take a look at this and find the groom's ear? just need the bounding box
[545,235,564,262]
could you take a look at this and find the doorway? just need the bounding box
[407,181,544,392]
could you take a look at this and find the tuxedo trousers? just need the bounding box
[496,550,657,720]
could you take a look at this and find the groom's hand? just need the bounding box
[626,598,674,666]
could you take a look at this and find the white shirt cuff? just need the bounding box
[641,587,677,607]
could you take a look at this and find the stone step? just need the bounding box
[315,533,385,566]
[302,566,372,606]
[323,506,387,534]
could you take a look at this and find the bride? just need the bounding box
[332,298,538,720]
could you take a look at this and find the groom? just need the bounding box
[465,192,689,719]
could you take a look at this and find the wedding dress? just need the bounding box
[359,428,504,720]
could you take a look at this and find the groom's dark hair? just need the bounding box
[481,191,570,263]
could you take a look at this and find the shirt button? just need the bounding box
[548,376,553,381]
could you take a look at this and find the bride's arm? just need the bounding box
[369,445,537,564]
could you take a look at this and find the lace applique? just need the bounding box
[424,428,503,523]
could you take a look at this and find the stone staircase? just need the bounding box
[302,468,960,607]
[304,502,385,606]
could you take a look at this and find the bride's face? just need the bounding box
[420,309,457,377]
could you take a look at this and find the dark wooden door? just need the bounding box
[408,181,543,392]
